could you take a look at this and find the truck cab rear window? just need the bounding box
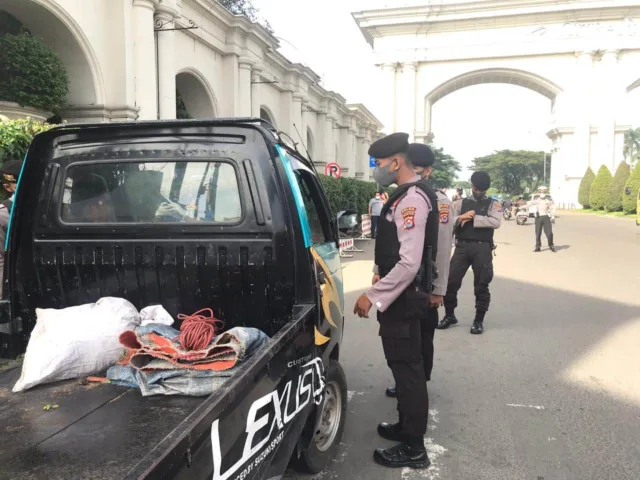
[61,161,242,224]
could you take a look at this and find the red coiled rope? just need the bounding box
[178,308,224,351]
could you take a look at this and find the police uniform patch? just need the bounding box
[402,207,416,230]
[438,203,450,224]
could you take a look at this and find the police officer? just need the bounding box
[437,171,501,334]
[0,160,22,297]
[384,143,455,398]
[354,133,438,469]
[532,186,555,252]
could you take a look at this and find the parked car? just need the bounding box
[0,119,347,480]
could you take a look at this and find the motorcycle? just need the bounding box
[516,206,529,225]
[503,207,512,221]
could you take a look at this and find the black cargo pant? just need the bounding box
[422,306,439,381]
[378,289,429,437]
[371,215,379,239]
[535,215,554,248]
[444,240,494,315]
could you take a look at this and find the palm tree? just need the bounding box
[623,128,640,167]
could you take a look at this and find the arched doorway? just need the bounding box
[0,0,102,109]
[260,106,277,128]
[175,69,217,119]
[306,128,315,159]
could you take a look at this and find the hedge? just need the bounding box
[589,165,613,210]
[622,162,640,214]
[578,167,595,208]
[0,33,69,114]
[605,161,630,212]
[319,174,383,217]
[0,118,54,164]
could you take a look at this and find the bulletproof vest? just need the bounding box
[456,197,494,243]
[374,180,439,292]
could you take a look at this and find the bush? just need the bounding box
[319,175,379,217]
[605,161,630,212]
[589,165,613,210]
[622,162,640,214]
[578,167,595,208]
[0,118,54,163]
[0,33,69,114]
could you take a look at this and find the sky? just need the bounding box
[251,0,640,181]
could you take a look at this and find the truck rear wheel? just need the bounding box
[297,360,347,473]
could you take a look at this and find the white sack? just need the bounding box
[140,305,174,327]
[13,297,140,392]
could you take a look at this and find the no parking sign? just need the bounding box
[325,162,341,178]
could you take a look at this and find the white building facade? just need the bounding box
[354,0,640,207]
[0,0,383,178]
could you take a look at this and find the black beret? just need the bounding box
[0,160,23,182]
[368,132,409,159]
[471,171,491,190]
[408,143,435,168]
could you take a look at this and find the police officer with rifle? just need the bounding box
[437,171,501,334]
[353,133,438,469]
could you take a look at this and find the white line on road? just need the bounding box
[506,403,546,410]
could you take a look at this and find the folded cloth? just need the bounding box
[108,324,270,396]
[140,305,174,327]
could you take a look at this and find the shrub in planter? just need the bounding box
[605,161,630,212]
[0,33,69,115]
[578,167,595,208]
[0,118,54,163]
[319,175,379,217]
[622,162,640,215]
[589,165,612,210]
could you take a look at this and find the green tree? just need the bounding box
[217,0,273,32]
[471,150,544,195]
[0,33,69,114]
[430,147,461,189]
[455,180,472,189]
[578,167,595,208]
[0,118,54,164]
[623,128,640,167]
[605,161,630,212]
[589,165,613,210]
[622,162,640,214]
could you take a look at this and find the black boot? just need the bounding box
[470,321,484,334]
[377,422,403,442]
[373,441,430,469]
[385,385,397,398]
[534,247,541,252]
[437,315,458,329]
[549,245,556,252]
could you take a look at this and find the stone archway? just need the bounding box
[259,106,277,127]
[0,0,104,111]
[175,69,217,119]
[424,68,562,133]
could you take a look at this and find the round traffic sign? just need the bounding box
[325,162,341,178]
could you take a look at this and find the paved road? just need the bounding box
[295,212,640,480]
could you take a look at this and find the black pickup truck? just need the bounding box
[0,119,347,480]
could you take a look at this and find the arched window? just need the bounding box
[259,107,276,127]
[306,128,314,159]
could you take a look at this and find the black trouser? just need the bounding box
[535,215,554,248]
[444,241,494,315]
[422,307,438,381]
[371,215,379,238]
[378,289,429,437]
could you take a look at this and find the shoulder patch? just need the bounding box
[401,206,416,230]
[438,203,450,224]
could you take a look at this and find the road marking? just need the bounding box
[347,391,364,401]
[401,409,447,479]
[506,403,546,410]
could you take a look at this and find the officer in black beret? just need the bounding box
[354,133,438,469]
[0,159,23,296]
[438,171,502,334]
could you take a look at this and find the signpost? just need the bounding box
[369,156,376,168]
[325,162,341,178]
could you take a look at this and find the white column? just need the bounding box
[238,58,253,117]
[355,137,365,178]
[251,65,262,117]
[280,90,294,137]
[301,100,310,148]
[573,51,594,170]
[133,0,157,120]
[315,110,326,166]
[381,63,397,131]
[292,93,304,140]
[346,129,356,177]
[599,50,620,170]
[155,6,177,119]
[396,62,417,139]
[324,115,335,166]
